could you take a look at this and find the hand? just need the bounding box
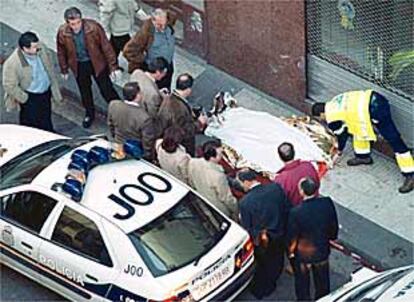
[110,69,122,82]
[61,73,69,81]
[159,87,170,95]
[332,151,343,165]
[136,8,150,21]
[198,113,208,126]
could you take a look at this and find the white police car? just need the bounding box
[0,125,254,301]
[318,265,414,302]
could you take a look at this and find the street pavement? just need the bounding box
[0,0,413,300]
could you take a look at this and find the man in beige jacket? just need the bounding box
[3,31,62,131]
[188,140,238,220]
[129,57,168,119]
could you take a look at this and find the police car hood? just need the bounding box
[0,124,66,166]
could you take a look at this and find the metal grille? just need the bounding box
[307,0,414,101]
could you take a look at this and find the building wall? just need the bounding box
[205,0,307,111]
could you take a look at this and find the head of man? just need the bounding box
[298,177,319,199]
[18,32,40,56]
[202,140,223,164]
[277,142,295,164]
[175,73,193,97]
[237,169,258,192]
[64,7,83,34]
[148,57,168,81]
[161,126,184,154]
[123,82,142,104]
[151,8,168,31]
[311,102,326,121]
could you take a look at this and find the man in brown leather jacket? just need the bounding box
[57,6,120,128]
[123,8,176,90]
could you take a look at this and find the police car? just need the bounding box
[318,265,414,302]
[0,125,254,301]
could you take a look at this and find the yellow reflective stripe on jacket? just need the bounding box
[396,152,414,174]
[326,90,376,141]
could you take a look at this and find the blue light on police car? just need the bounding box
[88,146,110,164]
[62,178,83,202]
[124,139,144,159]
[68,158,89,176]
[71,149,89,166]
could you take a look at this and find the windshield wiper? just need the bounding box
[193,248,210,267]
[193,227,227,267]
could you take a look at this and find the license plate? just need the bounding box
[190,255,234,300]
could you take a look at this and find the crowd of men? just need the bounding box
[2,0,413,301]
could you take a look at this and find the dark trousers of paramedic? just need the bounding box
[20,88,53,132]
[361,92,412,176]
[76,61,119,118]
[292,258,330,301]
[250,237,285,299]
[110,34,130,58]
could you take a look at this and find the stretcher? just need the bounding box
[205,103,338,180]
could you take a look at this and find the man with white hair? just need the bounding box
[123,8,176,90]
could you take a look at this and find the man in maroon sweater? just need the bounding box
[274,142,320,207]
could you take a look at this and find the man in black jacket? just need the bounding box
[287,177,339,301]
[238,170,290,299]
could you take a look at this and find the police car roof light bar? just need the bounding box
[71,149,90,166]
[123,139,144,159]
[68,158,89,176]
[88,146,110,165]
[62,178,83,202]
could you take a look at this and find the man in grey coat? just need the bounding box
[107,82,157,161]
[3,32,62,131]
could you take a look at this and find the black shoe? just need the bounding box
[347,156,373,166]
[82,116,94,128]
[399,176,414,194]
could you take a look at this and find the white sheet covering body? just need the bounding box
[205,107,328,174]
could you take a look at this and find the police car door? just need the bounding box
[39,202,119,302]
[0,185,59,282]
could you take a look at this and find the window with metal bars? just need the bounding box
[307,0,414,101]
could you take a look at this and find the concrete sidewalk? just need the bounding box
[1,0,412,270]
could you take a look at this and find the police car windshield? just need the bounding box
[128,191,230,277]
[0,138,93,190]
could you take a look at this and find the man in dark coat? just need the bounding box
[158,73,207,156]
[238,169,290,299]
[107,82,156,161]
[287,177,339,301]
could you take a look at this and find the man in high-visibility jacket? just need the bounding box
[312,90,414,194]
